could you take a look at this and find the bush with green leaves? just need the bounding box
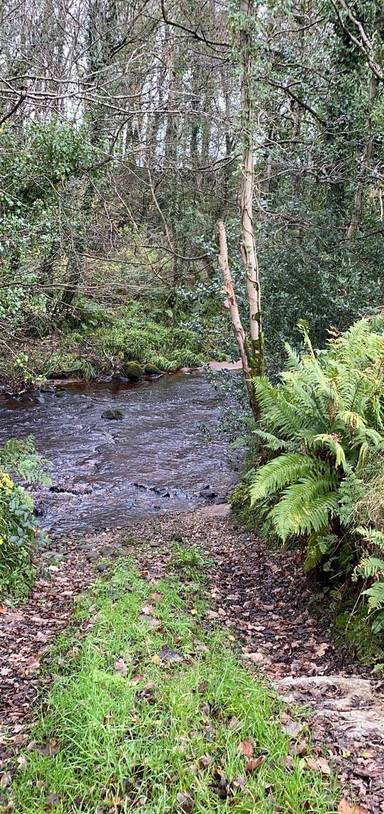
[0,438,50,599]
[248,317,384,582]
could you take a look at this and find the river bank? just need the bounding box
[0,299,235,397]
[1,507,382,812]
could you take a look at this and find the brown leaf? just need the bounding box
[130,674,145,685]
[245,756,264,773]
[305,756,331,776]
[282,717,303,738]
[141,604,155,616]
[176,791,194,812]
[198,755,212,769]
[114,658,128,677]
[338,800,369,814]
[149,591,163,603]
[36,739,61,757]
[23,655,40,674]
[237,739,254,758]
[0,772,11,789]
[46,791,60,808]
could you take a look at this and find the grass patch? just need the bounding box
[8,561,336,813]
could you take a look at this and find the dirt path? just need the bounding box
[1,507,383,811]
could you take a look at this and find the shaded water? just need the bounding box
[0,373,242,534]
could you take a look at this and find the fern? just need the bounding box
[249,453,319,504]
[270,477,339,541]
[248,317,384,578]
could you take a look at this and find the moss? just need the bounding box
[121,360,143,380]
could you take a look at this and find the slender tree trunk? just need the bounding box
[218,220,259,416]
[346,76,378,239]
[239,0,264,377]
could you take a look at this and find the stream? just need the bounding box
[0,372,242,534]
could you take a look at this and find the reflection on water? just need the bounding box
[0,373,242,533]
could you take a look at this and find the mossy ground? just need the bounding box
[6,555,337,814]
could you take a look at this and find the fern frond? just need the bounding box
[269,476,338,541]
[356,527,384,548]
[312,433,347,469]
[253,429,294,452]
[355,557,384,579]
[249,453,320,505]
[363,581,384,611]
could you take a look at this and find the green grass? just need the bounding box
[8,561,337,813]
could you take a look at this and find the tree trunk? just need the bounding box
[218,221,259,416]
[239,0,264,377]
[346,76,378,239]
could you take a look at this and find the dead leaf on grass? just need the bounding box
[237,739,253,758]
[338,800,369,814]
[245,756,264,772]
[305,756,331,776]
[176,791,194,812]
[141,604,155,616]
[36,739,61,757]
[130,674,145,685]
[114,658,128,677]
[0,772,11,789]
[198,755,212,769]
[23,655,40,674]
[149,591,163,603]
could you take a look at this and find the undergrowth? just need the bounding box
[0,297,227,391]
[7,560,337,814]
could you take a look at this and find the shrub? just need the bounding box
[0,473,36,599]
[248,317,384,581]
[0,438,49,599]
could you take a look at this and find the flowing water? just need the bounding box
[0,373,242,534]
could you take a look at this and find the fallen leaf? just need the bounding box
[0,772,11,789]
[36,739,61,757]
[141,604,155,616]
[237,739,253,758]
[282,718,303,738]
[23,655,40,674]
[130,674,145,685]
[114,658,128,676]
[232,776,246,790]
[149,591,163,603]
[190,608,198,616]
[176,791,194,812]
[338,800,369,814]
[306,756,331,776]
[151,654,161,665]
[46,791,60,808]
[245,756,264,772]
[315,642,330,657]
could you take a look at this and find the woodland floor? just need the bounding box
[0,506,383,812]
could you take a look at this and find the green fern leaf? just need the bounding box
[249,454,320,505]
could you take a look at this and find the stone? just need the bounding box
[144,363,162,375]
[122,361,143,380]
[101,409,124,420]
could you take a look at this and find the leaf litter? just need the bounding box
[0,509,383,811]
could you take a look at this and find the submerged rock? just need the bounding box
[101,409,124,420]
